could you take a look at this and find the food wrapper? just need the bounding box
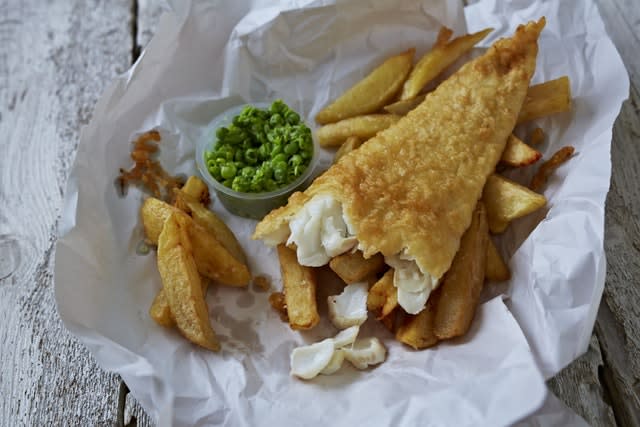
[54,0,628,425]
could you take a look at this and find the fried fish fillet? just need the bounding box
[254,20,544,285]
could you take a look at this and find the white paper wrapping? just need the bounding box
[54,0,628,425]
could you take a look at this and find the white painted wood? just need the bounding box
[0,0,133,425]
[591,1,640,425]
[1,0,638,425]
[548,335,617,426]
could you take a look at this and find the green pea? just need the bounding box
[270,114,283,127]
[249,180,263,192]
[274,165,288,182]
[272,153,287,164]
[234,150,244,162]
[289,154,302,167]
[241,166,255,178]
[257,144,269,160]
[216,127,229,140]
[225,130,244,145]
[208,164,221,180]
[284,141,298,155]
[260,163,273,178]
[222,178,233,188]
[271,144,283,157]
[270,100,286,114]
[286,111,300,125]
[220,164,237,179]
[245,148,259,165]
[232,176,250,192]
[265,178,277,191]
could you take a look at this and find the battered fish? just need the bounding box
[254,19,544,312]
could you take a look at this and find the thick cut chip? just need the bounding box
[334,136,363,163]
[530,146,575,191]
[500,134,542,167]
[517,76,571,124]
[315,49,414,124]
[277,244,320,330]
[329,251,386,284]
[483,174,547,233]
[395,292,440,350]
[367,269,398,319]
[316,114,400,148]
[179,175,210,206]
[150,176,218,327]
[380,308,406,333]
[175,191,247,264]
[141,198,250,286]
[150,276,210,327]
[399,27,493,100]
[383,94,426,115]
[269,291,289,322]
[149,291,174,328]
[434,203,488,340]
[157,213,220,351]
[485,238,510,282]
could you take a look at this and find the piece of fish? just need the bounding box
[254,19,544,282]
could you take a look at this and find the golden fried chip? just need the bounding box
[500,134,542,167]
[141,198,250,286]
[395,294,439,350]
[367,269,398,319]
[485,238,511,282]
[530,146,575,191]
[329,251,386,284]
[518,76,571,124]
[179,175,210,206]
[399,27,493,100]
[149,276,210,328]
[269,291,289,322]
[434,203,488,339]
[383,94,426,115]
[316,49,414,124]
[157,213,220,351]
[277,244,320,330]
[316,114,400,147]
[483,174,547,234]
[175,190,247,264]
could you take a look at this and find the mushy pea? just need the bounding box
[204,100,313,193]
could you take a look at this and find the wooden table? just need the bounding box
[1,1,637,425]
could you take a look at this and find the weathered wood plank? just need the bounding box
[548,335,617,426]
[1,0,637,425]
[0,0,133,425]
[592,1,640,426]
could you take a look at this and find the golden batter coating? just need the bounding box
[254,19,544,279]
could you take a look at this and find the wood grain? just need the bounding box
[548,335,617,426]
[592,1,640,425]
[0,0,132,425]
[1,0,638,425]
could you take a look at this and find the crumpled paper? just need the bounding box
[54,0,628,425]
